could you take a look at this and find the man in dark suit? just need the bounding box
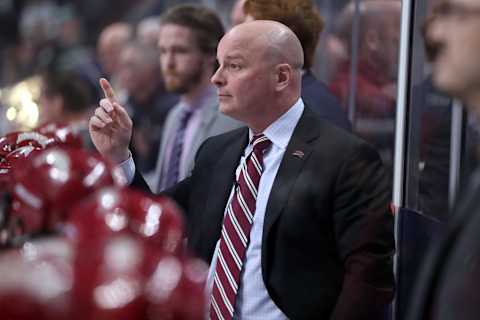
[89,20,394,319]
[406,1,480,319]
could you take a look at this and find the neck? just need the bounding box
[248,95,299,133]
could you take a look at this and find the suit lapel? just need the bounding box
[202,128,249,258]
[261,107,321,268]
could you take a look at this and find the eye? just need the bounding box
[229,63,241,71]
[174,47,189,54]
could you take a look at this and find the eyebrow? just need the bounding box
[222,54,246,62]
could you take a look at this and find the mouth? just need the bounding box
[164,71,179,78]
[427,41,444,64]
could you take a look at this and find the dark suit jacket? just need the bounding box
[133,107,394,319]
[302,71,352,132]
[407,171,480,320]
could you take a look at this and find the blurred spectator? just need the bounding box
[0,0,24,86]
[319,33,349,85]
[118,40,178,174]
[96,22,133,91]
[243,0,351,131]
[38,68,96,148]
[1,1,96,87]
[7,0,63,83]
[136,16,162,47]
[331,0,401,118]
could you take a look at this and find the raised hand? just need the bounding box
[89,78,133,163]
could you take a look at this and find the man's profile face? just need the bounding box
[158,24,207,94]
[211,31,275,123]
[428,0,480,99]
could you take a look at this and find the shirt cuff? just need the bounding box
[118,151,135,185]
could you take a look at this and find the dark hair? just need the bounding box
[42,70,93,113]
[244,0,324,69]
[159,4,224,56]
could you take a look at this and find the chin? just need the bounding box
[219,103,232,115]
[219,104,242,121]
[432,70,455,94]
[166,83,188,94]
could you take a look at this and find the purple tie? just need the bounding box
[159,107,193,191]
[210,134,272,320]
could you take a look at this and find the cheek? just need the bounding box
[237,82,267,111]
[181,54,204,70]
[159,58,169,73]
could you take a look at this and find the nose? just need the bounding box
[211,66,225,87]
[161,51,175,70]
[426,15,445,44]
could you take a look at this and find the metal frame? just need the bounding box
[347,0,362,124]
[449,99,464,209]
[392,0,414,318]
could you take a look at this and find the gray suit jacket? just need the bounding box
[149,92,244,192]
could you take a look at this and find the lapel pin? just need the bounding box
[292,150,304,159]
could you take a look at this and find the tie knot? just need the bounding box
[251,134,271,152]
[179,107,194,123]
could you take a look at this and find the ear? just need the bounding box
[274,63,292,92]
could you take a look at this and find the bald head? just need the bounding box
[99,22,131,41]
[226,20,304,70]
[97,22,133,76]
[212,20,304,132]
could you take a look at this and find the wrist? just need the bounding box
[111,149,131,164]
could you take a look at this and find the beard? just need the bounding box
[163,62,204,94]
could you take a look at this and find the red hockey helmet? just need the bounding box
[8,147,126,236]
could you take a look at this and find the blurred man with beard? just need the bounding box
[148,5,242,192]
[408,1,480,319]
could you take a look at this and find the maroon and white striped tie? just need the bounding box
[210,134,272,320]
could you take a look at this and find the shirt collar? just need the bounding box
[249,98,305,150]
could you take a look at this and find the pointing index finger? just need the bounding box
[99,78,117,103]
